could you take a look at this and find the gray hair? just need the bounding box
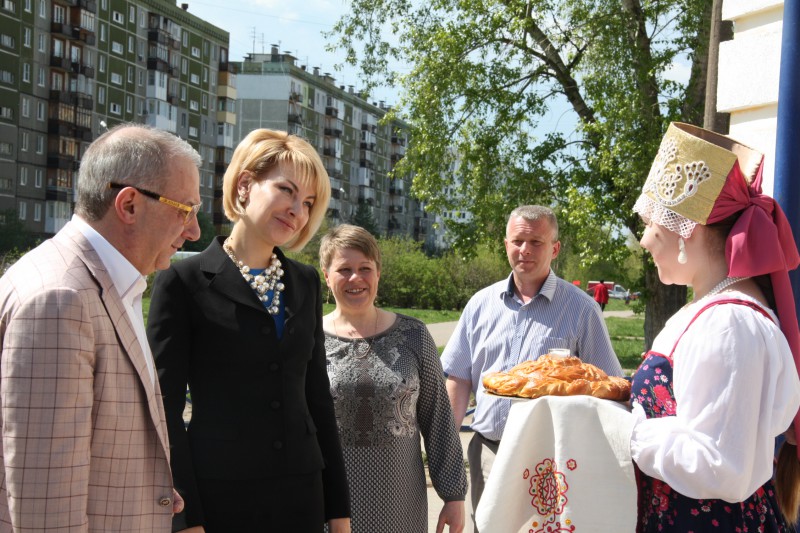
[508,205,559,241]
[75,123,201,221]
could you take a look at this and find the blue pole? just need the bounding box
[774,0,800,304]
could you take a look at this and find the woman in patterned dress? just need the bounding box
[319,224,468,533]
[630,122,800,532]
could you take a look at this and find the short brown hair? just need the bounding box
[223,129,331,251]
[319,224,382,272]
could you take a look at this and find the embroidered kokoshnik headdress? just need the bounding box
[635,122,800,452]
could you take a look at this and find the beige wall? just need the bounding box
[718,0,783,194]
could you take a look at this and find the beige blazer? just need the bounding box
[0,222,174,532]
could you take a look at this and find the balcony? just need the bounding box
[147,57,170,73]
[325,106,338,117]
[50,55,71,71]
[48,119,75,137]
[46,186,73,203]
[49,90,77,105]
[51,21,73,39]
[78,0,97,11]
[71,26,96,45]
[391,153,403,165]
[389,184,404,195]
[288,113,302,125]
[289,91,303,104]
[389,205,403,214]
[47,153,79,171]
[80,65,95,78]
[77,95,93,109]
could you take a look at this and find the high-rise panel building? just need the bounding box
[0,0,232,239]
[232,46,431,241]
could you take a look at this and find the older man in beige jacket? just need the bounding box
[0,124,202,532]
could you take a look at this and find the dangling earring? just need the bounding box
[238,194,247,205]
[326,288,331,304]
[678,237,688,264]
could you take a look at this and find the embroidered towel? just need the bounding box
[475,395,637,533]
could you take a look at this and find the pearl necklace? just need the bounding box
[335,308,379,358]
[698,276,749,302]
[223,238,285,315]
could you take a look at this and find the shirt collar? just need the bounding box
[71,215,147,303]
[501,269,558,303]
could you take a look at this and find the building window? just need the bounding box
[110,102,121,115]
[22,63,30,83]
[1,34,15,49]
[19,167,27,186]
[128,5,133,21]
[21,97,29,117]
[0,142,12,155]
[35,135,43,154]
[111,41,123,55]
[189,100,198,111]
[21,132,28,151]
[181,58,187,74]
[180,112,186,127]
[111,10,123,24]
[127,65,134,83]
[139,9,145,27]
[38,0,44,18]
[37,67,44,87]
[18,202,26,221]
[34,203,41,222]
[190,73,199,85]
[188,126,198,138]
[191,46,200,58]
[182,31,187,47]
[110,72,122,85]
[35,168,42,187]
[100,0,106,10]
[126,95,132,113]
[202,94,207,109]
[0,70,14,84]
[202,67,208,83]
[99,54,105,72]
[23,28,31,47]
[0,106,11,119]
[138,70,144,86]
[98,86,105,104]
[24,0,30,11]
[180,85,186,101]
[38,33,46,51]
[36,101,45,121]
[137,40,144,61]
[99,23,106,42]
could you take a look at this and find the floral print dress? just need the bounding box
[631,298,793,533]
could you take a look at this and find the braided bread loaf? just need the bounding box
[482,354,630,401]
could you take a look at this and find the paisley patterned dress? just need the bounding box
[631,298,793,532]
[324,314,467,533]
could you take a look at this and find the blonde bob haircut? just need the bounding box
[223,129,331,251]
[319,224,382,273]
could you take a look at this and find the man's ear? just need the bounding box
[552,240,561,259]
[113,186,139,224]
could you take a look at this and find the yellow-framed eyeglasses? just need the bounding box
[109,182,201,225]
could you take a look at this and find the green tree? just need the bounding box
[330,0,712,346]
[182,211,216,252]
[0,209,38,255]
[350,202,381,237]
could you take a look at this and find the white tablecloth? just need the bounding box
[475,395,637,533]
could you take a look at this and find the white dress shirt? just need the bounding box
[72,215,155,386]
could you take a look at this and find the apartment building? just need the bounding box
[231,46,432,242]
[0,0,233,239]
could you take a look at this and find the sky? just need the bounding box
[178,0,401,102]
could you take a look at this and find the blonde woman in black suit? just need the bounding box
[147,129,351,533]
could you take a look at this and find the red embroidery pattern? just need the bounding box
[523,458,577,532]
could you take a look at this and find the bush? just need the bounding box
[378,238,508,310]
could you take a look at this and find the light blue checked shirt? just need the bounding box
[441,270,622,441]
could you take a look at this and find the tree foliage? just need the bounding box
[182,211,216,252]
[330,0,712,345]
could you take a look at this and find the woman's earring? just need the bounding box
[678,237,688,264]
[326,288,331,304]
[238,194,246,205]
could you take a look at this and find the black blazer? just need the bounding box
[147,236,349,528]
